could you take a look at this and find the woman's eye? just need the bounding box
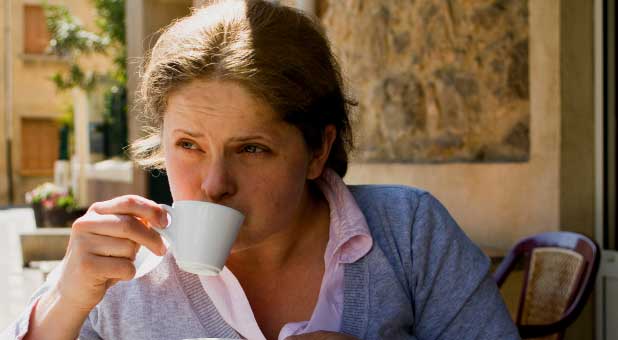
[242,145,265,154]
[178,140,198,150]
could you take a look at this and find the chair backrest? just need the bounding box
[493,232,600,340]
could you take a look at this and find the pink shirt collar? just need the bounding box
[317,168,373,265]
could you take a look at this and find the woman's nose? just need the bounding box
[200,159,237,203]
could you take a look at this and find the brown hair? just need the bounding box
[130,0,355,177]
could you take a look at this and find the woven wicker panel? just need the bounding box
[520,247,584,340]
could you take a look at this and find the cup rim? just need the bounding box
[170,200,243,216]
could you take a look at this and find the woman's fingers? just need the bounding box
[74,212,165,256]
[51,195,168,314]
[75,233,139,260]
[90,195,168,228]
[81,253,137,281]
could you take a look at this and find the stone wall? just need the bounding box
[321,0,529,163]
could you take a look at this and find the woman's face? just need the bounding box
[162,79,329,251]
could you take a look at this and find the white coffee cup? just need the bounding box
[153,201,244,276]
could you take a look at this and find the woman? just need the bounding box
[6,1,519,339]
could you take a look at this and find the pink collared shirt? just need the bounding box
[200,169,373,340]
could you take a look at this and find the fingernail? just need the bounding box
[159,213,168,228]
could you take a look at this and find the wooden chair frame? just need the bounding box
[493,231,600,339]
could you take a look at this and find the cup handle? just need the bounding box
[152,204,174,249]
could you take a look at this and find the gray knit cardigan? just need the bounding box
[5,185,520,340]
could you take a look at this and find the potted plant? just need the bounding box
[25,183,87,227]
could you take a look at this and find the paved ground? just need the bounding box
[0,208,46,331]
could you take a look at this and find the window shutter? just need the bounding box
[24,5,50,54]
[21,118,59,176]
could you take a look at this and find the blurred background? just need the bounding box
[0,0,615,339]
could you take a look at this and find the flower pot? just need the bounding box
[31,202,45,228]
[40,207,88,228]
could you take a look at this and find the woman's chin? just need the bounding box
[229,232,256,253]
[228,229,275,254]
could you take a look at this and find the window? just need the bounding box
[20,118,59,176]
[23,5,50,54]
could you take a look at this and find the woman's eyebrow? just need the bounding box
[173,129,274,143]
[229,135,272,143]
[173,128,204,137]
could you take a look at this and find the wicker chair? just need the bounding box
[493,232,600,340]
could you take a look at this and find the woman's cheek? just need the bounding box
[166,155,200,199]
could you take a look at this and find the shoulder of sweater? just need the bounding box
[347,184,435,223]
[346,184,439,245]
[346,184,458,249]
[347,184,430,206]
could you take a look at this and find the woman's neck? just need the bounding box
[226,182,330,276]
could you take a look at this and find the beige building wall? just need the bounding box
[125,0,192,199]
[0,2,7,205]
[126,0,192,145]
[559,0,596,338]
[3,0,112,204]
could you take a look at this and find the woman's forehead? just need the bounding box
[165,79,280,123]
[162,79,296,139]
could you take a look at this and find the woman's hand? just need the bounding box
[57,195,168,311]
[285,331,360,340]
[24,195,167,340]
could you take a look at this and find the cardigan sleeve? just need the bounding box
[1,265,59,340]
[409,193,520,340]
[0,261,102,340]
[0,284,48,340]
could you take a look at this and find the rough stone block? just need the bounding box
[320,0,530,163]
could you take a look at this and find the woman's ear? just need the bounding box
[307,125,337,180]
